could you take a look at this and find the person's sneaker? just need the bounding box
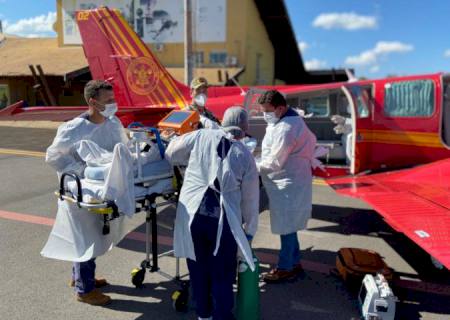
[76,289,111,306]
[69,278,109,288]
[263,268,296,283]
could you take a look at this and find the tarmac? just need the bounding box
[0,124,449,320]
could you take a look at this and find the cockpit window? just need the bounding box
[299,96,329,117]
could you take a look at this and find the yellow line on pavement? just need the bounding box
[0,148,46,158]
[0,148,329,187]
[313,178,328,186]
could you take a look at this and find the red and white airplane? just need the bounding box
[1,7,449,270]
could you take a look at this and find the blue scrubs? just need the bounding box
[188,214,237,320]
[72,259,96,294]
[278,233,301,270]
[187,137,238,319]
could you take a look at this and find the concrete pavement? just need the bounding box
[0,125,449,320]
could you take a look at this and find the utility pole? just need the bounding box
[184,0,193,85]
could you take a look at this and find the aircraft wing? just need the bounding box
[326,159,450,270]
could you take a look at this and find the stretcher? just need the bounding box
[55,126,190,311]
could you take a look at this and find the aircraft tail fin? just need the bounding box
[76,7,189,108]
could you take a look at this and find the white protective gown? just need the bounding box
[165,129,259,270]
[41,114,129,262]
[259,110,317,235]
[200,114,221,129]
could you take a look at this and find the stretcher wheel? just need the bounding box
[131,267,146,288]
[171,284,189,312]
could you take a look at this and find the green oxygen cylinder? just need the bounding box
[237,255,260,320]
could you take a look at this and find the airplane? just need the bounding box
[0,7,449,271]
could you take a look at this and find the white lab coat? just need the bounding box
[259,111,317,235]
[200,114,221,129]
[165,129,259,270]
[41,114,129,262]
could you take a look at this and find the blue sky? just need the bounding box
[1,0,450,79]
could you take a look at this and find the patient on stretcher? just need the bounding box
[70,138,174,216]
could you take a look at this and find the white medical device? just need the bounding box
[358,274,397,320]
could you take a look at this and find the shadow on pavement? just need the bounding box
[101,280,195,319]
[309,204,450,283]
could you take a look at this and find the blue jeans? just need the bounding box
[187,214,237,320]
[72,259,96,294]
[278,233,301,271]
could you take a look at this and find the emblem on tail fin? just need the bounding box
[126,57,161,96]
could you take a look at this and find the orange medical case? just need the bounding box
[336,248,394,286]
[158,110,200,136]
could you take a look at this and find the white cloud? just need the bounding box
[4,12,56,37]
[345,41,414,66]
[369,65,380,73]
[305,59,327,70]
[313,12,377,30]
[298,41,309,52]
[444,49,450,58]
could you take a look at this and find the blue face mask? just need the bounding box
[263,112,279,124]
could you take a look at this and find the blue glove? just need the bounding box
[245,234,253,242]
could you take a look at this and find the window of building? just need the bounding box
[193,52,204,65]
[384,80,434,117]
[0,84,10,109]
[209,52,227,64]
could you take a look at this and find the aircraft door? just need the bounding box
[441,75,450,147]
[341,85,373,174]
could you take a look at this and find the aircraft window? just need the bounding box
[337,94,352,117]
[354,88,371,118]
[342,86,371,118]
[286,97,299,108]
[299,96,329,117]
[384,80,434,117]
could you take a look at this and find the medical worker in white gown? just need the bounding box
[42,80,128,305]
[165,107,259,320]
[257,90,317,283]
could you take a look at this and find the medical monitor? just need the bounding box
[158,110,200,135]
[163,111,192,124]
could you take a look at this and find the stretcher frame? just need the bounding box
[56,171,188,290]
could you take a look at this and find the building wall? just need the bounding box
[0,78,34,106]
[0,77,87,107]
[243,0,274,85]
[55,0,275,86]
